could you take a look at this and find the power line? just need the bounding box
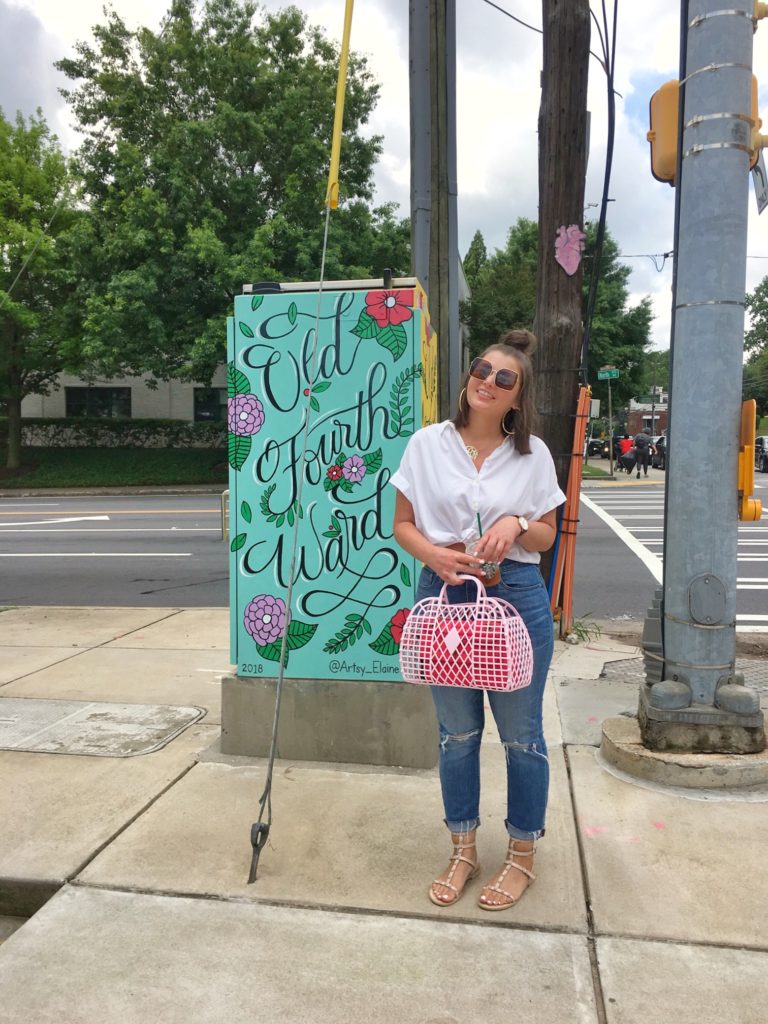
[480,0,611,72]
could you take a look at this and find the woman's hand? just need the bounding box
[427,546,484,586]
[472,516,521,562]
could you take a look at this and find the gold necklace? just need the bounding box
[465,444,479,460]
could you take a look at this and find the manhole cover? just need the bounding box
[0,698,205,757]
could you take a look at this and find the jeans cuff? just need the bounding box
[444,817,480,834]
[505,820,545,841]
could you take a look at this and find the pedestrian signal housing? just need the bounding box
[648,77,762,185]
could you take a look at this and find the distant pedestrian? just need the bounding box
[618,434,634,473]
[633,429,654,478]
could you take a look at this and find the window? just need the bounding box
[65,387,131,419]
[194,387,228,422]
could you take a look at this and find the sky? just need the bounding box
[4,0,768,352]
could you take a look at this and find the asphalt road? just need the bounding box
[1,481,767,631]
[0,494,228,606]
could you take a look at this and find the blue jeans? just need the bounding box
[415,561,554,841]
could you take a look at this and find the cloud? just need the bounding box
[0,1,68,134]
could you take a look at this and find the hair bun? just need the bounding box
[497,328,538,357]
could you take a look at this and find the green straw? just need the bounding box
[476,513,483,537]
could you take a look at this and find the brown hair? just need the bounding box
[452,329,538,455]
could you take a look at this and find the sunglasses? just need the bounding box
[468,357,519,391]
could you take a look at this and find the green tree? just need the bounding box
[743,349,768,416]
[57,0,409,383]
[0,110,81,470]
[461,219,652,409]
[462,229,487,289]
[745,277,768,354]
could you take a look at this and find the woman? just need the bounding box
[390,329,565,911]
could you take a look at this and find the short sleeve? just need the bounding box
[389,432,418,499]
[529,440,566,520]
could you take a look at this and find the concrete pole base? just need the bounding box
[601,716,768,789]
[638,686,766,754]
[220,674,439,769]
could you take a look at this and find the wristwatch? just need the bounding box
[517,516,529,536]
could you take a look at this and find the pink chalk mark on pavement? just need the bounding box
[653,821,667,830]
[583,825,609,838]
[587,715,599,722]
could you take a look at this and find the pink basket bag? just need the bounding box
[399,575,534,691]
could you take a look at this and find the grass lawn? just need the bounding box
[0,447,227,488]
[582,461,612,478]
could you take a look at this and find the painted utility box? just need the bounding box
[227,280,438,682]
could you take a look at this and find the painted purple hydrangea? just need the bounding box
[342,454,366,484]
[244,595,288,646]
[228,394,265,436]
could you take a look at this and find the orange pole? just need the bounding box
[559,386,590,635]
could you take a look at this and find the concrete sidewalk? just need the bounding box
[0,605,766,1023]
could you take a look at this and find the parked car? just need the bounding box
[651,435,666,470]
[587,437,604,457]
[756,436,768,473]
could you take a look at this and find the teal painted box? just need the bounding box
[227,280,438,682]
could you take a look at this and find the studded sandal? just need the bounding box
[428,831,481,907]
[477,839,535,911]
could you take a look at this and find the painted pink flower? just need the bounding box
[390,608,411,645]
[228,394,265,436]
[365,289,414,328]
[327,464,343,481]
[244,595,288,646]
[342,455,366,484]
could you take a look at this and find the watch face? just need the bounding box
[519,516,529,532]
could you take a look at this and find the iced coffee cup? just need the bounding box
[465,537,501,587]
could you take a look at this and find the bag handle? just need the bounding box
[437,573,487,608]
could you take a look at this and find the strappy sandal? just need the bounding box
[477,839,535,911]
[428,831,481,907]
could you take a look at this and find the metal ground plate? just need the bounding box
[0,697,206,757]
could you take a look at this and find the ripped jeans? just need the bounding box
[416,561,554,841]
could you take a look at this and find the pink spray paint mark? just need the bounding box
[587,715,599,722]
[583,825,609,838]
[616,835,641,843]
[554,224,587,276]
[653,821,666,830]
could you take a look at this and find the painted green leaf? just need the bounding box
[350,310,379,339]
[338,479,354,493]
[322,529,337,538]
[376,324,407,361]
[276,514,285,527]
[230,533,247,552]
[286,620,317,652]
[362,448,382,473]
[251,294,263,310]
[331,515,341,531]
[228,434,252,471]
[310,396,320,412]
[288,302,298,324]
[238,321,255,338]
[323,477,334,492]
[362,618,372,635]
[227,363,251,398]
[298,505,304,519]
[256,641,288,667]
[241,501,252,524]
[313,381,331,393]
[369,623,399,656]
[400,563,412,587]
[287,507,295,527]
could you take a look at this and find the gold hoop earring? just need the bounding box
[502,410,516,436]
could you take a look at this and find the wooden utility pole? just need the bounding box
[534,0,591,512]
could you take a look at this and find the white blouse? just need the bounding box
[389,421,566,565]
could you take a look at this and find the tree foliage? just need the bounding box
[0,109,82,468]
[57,0,409,383]
[461,218,653,409]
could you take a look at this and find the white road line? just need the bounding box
[737,614,768,621]
[0,516,110,527]
[0,528,220,533]
[0,553,192,558]
[0,502,61,507]
[580,494,662,583]
[738,585,768,589]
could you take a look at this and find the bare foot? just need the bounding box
[429,831,479,907]
[478,840,535,909]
